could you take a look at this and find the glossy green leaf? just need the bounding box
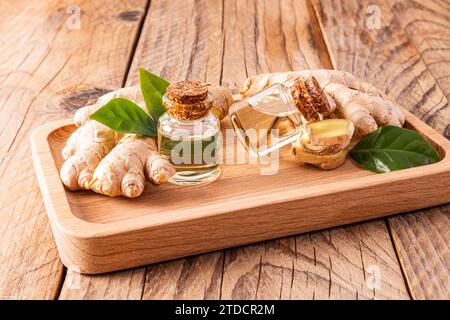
[139,67,170,121]
[90,98,156,137]
[349,125,440,173]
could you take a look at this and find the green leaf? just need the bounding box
[349,125,440,173]
[139,67,170,121]
[90,98,156,137]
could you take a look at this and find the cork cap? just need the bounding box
[167,80,208,104]
[291,76,332,121]
[164,80,212,120]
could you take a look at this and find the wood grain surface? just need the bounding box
[33,108,450,276]
[60,0,412,300]
[311,0,450,300]
[391,0,450,117]
[0,0,148,299]
[141,0,409,301]
[1,0,448,300]
[388,1,450,299]
[60,0,225,299]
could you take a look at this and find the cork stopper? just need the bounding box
[167,80,208,104]
[164,80,212,120]
[291,76,332,121]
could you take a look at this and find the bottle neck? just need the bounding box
[279,84,297,112]
[159,111,219,141]
[166,110,213,123]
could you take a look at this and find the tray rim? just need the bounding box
[31,108,450,241]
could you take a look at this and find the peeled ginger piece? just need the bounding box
[291,118,354,170]
[291,140,350,170]
[307,119,354,146]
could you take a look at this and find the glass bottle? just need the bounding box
[158,80,221,186]
[229,76,332,157]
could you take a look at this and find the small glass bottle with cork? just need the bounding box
[229,76,333,157]
[158,80,221,185]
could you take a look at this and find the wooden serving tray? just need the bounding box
[31,108,450,274]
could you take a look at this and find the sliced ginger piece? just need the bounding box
[291,140,349,170]
[300,139,347,155]
[298,118,354,155]
[317,149,349,170]
[307,119,354,146]
[291,118,353,170]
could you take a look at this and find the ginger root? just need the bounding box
[61,87,174,198]
[90,135,174,197]
[60,83,233,198]
[206,83,234,120]
[60,120,119,190]
[241,69,405,137]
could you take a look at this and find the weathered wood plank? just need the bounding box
[60,0,226,300]
[391,0,450,134]
[220,0,332,89]
[221,221,408,299]
[143,253,224,299]
[125,0,223,86]
[312,0,449,299]
[312,0,450,135]
[218,0,408,300]
[388,206,450,300]
[134,0,226,300]
[0,0,148,299]
[139,0,407,300]
[61,269,146,300]
[388,0,450,299]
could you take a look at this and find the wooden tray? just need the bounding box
[31,108,450,274]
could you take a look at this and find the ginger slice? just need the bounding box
[291,140,349,170]
[307,119,354,146]
[291,119,354,170]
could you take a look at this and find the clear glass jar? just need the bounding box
[158,90,221,186]
[229,78,331,157]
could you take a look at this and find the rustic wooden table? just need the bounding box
[0,0,449,300]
